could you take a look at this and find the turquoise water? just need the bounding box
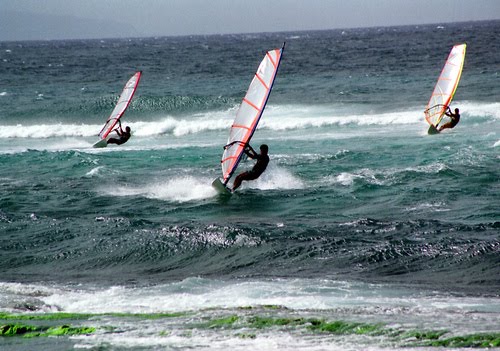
[0,21,499,350]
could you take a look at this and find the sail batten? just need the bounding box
[424,44,466,127]
[219,45,285,185]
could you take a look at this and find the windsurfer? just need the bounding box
[107,121,131,145]
[438,107,460,131]
[232,144,269,191]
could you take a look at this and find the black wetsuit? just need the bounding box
[448,113,460,127]
[107,130,131,145]
[246,151,269,180]
[439,110,460,131]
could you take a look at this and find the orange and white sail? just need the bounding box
[220,44,285,185]
[424,44,466,127]
[98,71,142,139]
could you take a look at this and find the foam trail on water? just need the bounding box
[244,164,305,191]
[101,176,218,202]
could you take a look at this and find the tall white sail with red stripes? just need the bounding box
[93,71,142,147]
[217,44,285,187]
[424,44,466,129]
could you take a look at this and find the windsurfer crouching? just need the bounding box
[438,107,460,132]
[107,121,131,145]
[232,144,269,191]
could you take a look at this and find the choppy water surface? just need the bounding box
[0,20,499,350]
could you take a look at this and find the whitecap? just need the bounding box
[101,176,217,202]
[238,164,305,191]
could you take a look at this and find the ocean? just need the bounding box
[0,20,499,350]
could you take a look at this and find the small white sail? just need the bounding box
[424,44,466,128]
[97,71,142,140]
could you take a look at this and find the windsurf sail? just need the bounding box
[424,44,466,128]
[97,71,142,140]
[218,43,285,186]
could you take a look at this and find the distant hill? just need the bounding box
[0,10,141,41]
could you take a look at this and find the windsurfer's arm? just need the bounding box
[116,120,124,133]
[444,106,452,117]
[244,145,257,159]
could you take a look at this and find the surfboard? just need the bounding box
[92,139,108,148]
[211,178,233,195]
[93,71,142,148]
[212,43,285,192]
[424,44,466,134]
[427,124,439,135]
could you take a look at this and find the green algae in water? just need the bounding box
[207,315,239,329]
[247,316,307,329]
[308,319,384,335]
[2,310,499,348]
[0,323,38,336]
[401,330,448,341]
[417,333,500,348]
[0,323,95,338]
[25,325,96,338]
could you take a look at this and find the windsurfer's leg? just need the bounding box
[232,172,249,191]
[107,138,120,145]
[438,122,451,131]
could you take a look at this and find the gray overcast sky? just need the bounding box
[1,0,500,40]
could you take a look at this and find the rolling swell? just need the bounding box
[1,213,498,293]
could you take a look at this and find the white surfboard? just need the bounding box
[92,139,108,148]
[211,178,233,195]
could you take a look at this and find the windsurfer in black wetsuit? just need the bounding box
[232,144,269,191]
[107,120,131,145]
[438,107,460,132]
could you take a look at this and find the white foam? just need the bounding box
[85,166,106,177]
[102,176,217,202]
[404,202,450,213]
[2,279,499,351]
[324,163,447,187]
[233,164,305,191]
[457,101,500,120]
[330,172,359,186]
[0,123,103,139]
[3,279,498,315]
[1,100,498,141]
